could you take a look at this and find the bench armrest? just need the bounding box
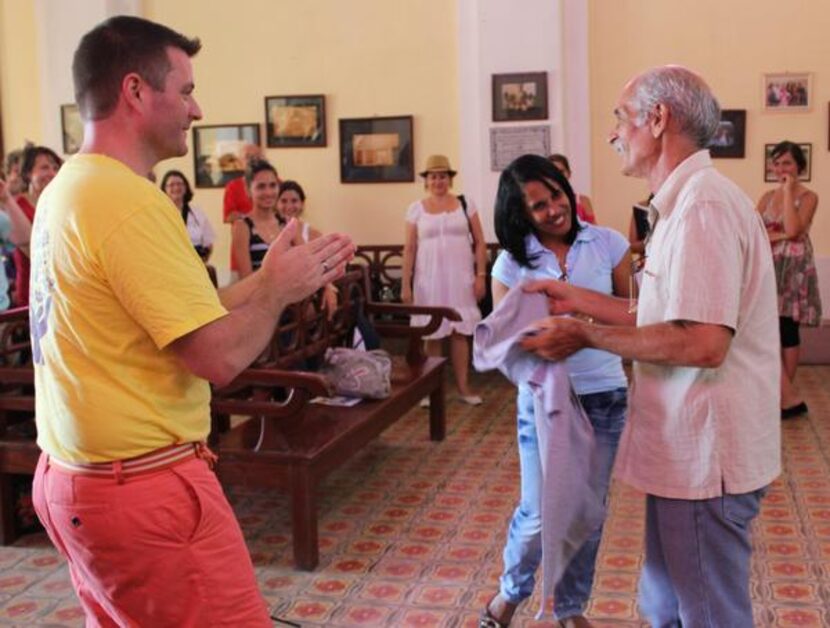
[364,302,462,364]
[211,367,333,430]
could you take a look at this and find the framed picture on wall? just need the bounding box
[60,104,83,155]
[492,72,548,122]
[708,109,746,159]
[763,72,812,112]
[338,116,414,183]
[264,94,326,147]
[764,142,811,182]
[192,123,260,188]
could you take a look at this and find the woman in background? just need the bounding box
[756,140,822,420]
[402,154,487,405]
[232,160,297,278]
[548,153,597,224]
[161,170,215,261]
[277,180,321,243]
[13,145,62,306]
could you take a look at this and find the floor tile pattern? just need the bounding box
[0,366,828,626]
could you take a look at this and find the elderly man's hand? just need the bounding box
[522,279,582,316]
[261,219,354,307]
[520,316,591,361]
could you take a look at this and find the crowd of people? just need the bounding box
[0,13,824,628]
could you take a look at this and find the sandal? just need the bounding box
[479,594,516,628]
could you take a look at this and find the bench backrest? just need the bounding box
[352,243,500,302]
[254,267,370,370]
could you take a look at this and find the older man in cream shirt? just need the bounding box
[521,66,780,627]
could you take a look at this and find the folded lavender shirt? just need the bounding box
[472,285,605,616]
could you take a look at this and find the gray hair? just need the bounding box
[629,66,721,148]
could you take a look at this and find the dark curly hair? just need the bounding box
[21,145,63,186]
[494,154,580,268]
[770,140,807,174]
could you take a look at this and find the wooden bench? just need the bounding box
[211,267,460,570]
[0,307,38,544]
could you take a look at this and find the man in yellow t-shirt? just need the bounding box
[29,16,353,627]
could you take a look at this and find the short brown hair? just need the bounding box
[72,15,201,120]
[21,145,63,186]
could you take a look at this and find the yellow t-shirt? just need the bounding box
[30,154,228,462]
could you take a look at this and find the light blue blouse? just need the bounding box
[491,224,629,395]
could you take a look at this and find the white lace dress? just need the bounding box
[406,199,481,339]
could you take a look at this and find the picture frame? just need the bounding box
[763,72,812,112]
[708,109,746,159]
[764,142,811,182]
[492,72,548,122]
[192,123,260,188]
[60,104,83,155]
[264,94,326,148]
[338,116,414,183]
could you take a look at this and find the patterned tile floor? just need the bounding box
[0,366,828,626]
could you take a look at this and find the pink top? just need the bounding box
[614,151,781,499]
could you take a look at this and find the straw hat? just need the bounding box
[419,154,457,177]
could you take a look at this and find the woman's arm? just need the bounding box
[469,212,488,301]
[781,181,817,238]
[756,190,785,242]
[230,219,254,279]
[0,180,33,253]
[611,251,632,299]
[492,278,510,308]
[401,221,418,304]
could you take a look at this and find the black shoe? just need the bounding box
[781,402,808,420]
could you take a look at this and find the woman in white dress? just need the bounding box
[401,155,488,404]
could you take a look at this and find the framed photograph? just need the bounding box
[708,109,746,159]
[490,125,551,171]
[60,104,83,155]
[338,116,413,183]
[264,94,326,148]
[192,124,260,188]
[763,72,812,112]
[492,72,548,122]
[764,143,811,182]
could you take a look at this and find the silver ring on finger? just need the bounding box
[322,260,329,273]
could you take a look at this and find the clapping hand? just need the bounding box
[261,219,354,307]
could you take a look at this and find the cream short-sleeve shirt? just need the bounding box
[614,150,781,499]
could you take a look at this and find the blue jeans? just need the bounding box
[499,385,627,619]
[639,488,766,627]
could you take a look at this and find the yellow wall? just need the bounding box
[589,0,830,255]
[0,0,41,149]
[145,0,460,275]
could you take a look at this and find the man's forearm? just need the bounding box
[173,273,287,386]
[584,320,730,368]
[217,271,260,309]
[577,288,636,326]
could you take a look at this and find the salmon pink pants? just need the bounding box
[32,453,271,627]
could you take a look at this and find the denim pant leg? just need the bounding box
[554,388,628,619]
[499,385,543,603]
[639,488,766,628]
